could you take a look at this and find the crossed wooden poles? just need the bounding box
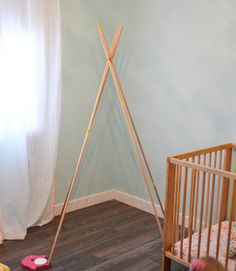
[48,22,164,264]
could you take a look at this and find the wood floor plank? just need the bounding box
[0,200,187,270]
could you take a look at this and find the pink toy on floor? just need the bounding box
[21,256,50,271]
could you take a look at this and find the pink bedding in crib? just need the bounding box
[174,221,236,271]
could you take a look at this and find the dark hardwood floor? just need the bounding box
[0,200,187,270]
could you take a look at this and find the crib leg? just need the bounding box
[162,256,171,271]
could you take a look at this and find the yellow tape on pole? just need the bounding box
[120,96,124,107]
[98,23,103,34]
[86,127,91,137]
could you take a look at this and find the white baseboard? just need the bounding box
[112,190,164,219]
[53,190,115,217]
[54,189,164,218]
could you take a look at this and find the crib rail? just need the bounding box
[172,143,233,161]
[163,143,236,270]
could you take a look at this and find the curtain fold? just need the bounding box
[0,0,61,242]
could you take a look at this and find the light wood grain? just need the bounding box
[164,144,236,271]
[97,21,164,238]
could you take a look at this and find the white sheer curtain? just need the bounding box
[0,0,61,243]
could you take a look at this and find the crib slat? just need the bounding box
[220,148,232,221]
[172,165,180,254]
[206,152,217,256]
[216,175,223,260]
[215,150,223,223]
[225,179,236,268]
[217,149,232,261]
[225,180,236,268]
[219,149,223,170]
[180,164,189,259]
[197,154,207,258]
[176,166,182,241]
[206,175,215,257]
[188,168,197,262]
[205,152,212,228]
[194,155,201,232]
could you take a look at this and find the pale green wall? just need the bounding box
[56,0,236,204]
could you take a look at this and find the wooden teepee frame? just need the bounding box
[48,22,164,264]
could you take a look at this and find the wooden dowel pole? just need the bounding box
[55,29,120,223]
[98,21,110,59]
[98,21,164,216]
[48,29,121,263]
[109,59,164,238]
[49,63,109,263]
[113,64,165,215]
[110,28,123,59]
[97,22,164,237]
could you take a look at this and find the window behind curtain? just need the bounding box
[0,22,46,139]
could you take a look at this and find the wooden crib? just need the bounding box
[163,143,236,271]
